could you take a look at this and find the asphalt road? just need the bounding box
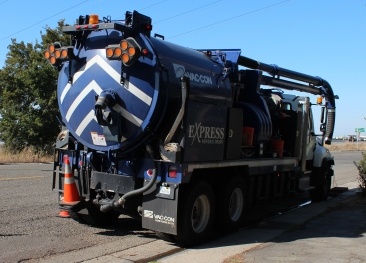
[0,163,158,263]
[0,151,362,263]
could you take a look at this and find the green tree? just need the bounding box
[0,20,69,154]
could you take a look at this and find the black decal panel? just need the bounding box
[184,101,227,162]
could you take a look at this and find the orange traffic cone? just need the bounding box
[58,154,80,218]
[58,210,70,218]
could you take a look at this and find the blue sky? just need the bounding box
[0,0,365,137]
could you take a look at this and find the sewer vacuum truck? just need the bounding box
[45,10,337,246]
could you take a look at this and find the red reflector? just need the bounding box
[76,25,81,30]
[141,48,149,56]
[92,24,99,29]
[84,25,89,29]
[168,166,177,178]
[147,169,154,176]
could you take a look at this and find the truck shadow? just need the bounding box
[193,190,366,251]
[91,215,159,240]
[87,190,366,251]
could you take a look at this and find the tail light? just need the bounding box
[168,166,177,178]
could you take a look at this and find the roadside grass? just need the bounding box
[0,141,365,164]
[326,141,366,152]
[0,146,53,163]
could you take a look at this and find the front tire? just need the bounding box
[310,163,333,202]
[176,181,215,246]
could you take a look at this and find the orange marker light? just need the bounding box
[89,14,99,24]
[49,44,55,53]
[50,56,57,65]
[120,40,128,50]
[106,38,142,65]
[122,53,130,63]
[44,51,50,59]
[61,49,68,59]
[317,96,323,104]
[44,44,73,67]
[106,48,114,58]
[54,50,61,59]
[114,48,122,57]
[128,47,136,56]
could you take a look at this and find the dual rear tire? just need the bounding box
[217,177,246,231]
[176,181,215,246]
[176,177,246,246]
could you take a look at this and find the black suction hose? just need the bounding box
[100,145,158,212]
[318,80,336,145]
[324,108,335,145]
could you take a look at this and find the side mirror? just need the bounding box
[320,106,325,124]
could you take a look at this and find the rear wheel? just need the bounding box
[176,181,215,246]
[217,177,246,231]
[310,163,332,202]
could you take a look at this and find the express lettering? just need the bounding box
[188,122,225,145]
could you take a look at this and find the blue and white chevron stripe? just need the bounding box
[58,51,157,151]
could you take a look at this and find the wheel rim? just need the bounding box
[191,195,211,233]
[229,188,244,222]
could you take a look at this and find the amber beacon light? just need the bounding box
[89,14,99,24]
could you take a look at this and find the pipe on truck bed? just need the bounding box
[237,55,336,144]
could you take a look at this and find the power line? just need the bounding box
[139,0,168,11]
[111,1,169,22]
[167,0,291,40]
[0,0,9,5]
[155,0,222,24]
[0,0,89,42]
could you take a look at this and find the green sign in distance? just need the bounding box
[355,128,365,132]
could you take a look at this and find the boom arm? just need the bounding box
[237,55,336,145]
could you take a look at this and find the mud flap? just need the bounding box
[142,182,179,235]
